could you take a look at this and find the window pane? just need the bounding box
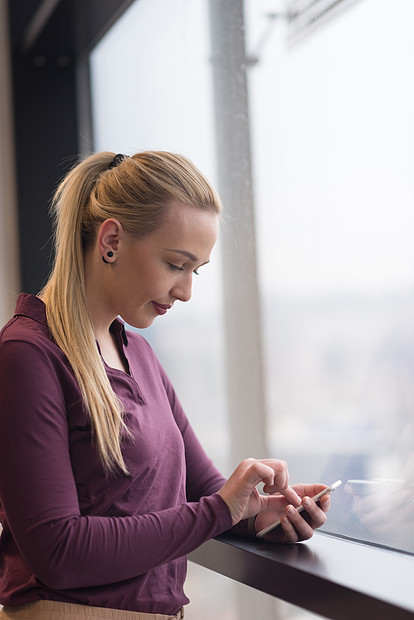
[91,0,414,562]
[247,0,414,553]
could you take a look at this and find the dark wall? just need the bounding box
[12,53,79,292]
[7,0,135,293]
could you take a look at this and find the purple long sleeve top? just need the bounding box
[0,294,234,615]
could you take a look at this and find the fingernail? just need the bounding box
[303,497,312,507]
[287,505,296,516]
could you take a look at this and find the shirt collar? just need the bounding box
[14,293,129,347]
[110,317,129,347]
[14,293,48,325]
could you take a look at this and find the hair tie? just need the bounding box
[109,153,128,169]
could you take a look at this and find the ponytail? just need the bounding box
[41,151,222,474]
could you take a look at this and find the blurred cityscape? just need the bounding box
[132,285,414,556]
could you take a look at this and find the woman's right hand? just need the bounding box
[217,458,301,525]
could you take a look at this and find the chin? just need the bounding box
[120,314,155,330]
[132,320,155,330]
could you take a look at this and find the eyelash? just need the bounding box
[168,263,199,276]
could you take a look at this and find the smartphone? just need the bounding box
[256,479,342,538]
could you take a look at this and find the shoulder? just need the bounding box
[1,312,55,355]
[1,293,51,349]
[0,320,77,418]
[0,310,69,382]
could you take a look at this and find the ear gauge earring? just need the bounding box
[102,251,114,264]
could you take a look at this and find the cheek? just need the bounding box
[145,265,172,291]
[129,273,163,304]
[116,260,168,305]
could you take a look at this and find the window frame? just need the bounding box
[190,532,414,619]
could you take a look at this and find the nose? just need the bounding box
[172,273,193,303]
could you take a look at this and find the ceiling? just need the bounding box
[8,0,136,59]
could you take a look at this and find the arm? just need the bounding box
[159,367,314,538]
[139,344,330,544]
[157,361,227,500]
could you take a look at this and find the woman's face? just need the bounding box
[103,201,218,329]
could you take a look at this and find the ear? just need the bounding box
[97,218,124,260]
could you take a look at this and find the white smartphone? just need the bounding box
[256,479,342,538]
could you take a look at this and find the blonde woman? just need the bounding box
[0,152,330,620]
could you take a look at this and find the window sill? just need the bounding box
[189,531,414,619]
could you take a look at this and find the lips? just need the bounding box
[152,301,172,315]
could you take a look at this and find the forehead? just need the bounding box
[154,201,218,253]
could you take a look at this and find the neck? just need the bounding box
[84,248,117,341]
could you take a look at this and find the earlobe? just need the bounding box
[102,251,114,264]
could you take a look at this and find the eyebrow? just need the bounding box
[164,249,198,262]
[164,248,210,267]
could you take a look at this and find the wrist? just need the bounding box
[247,515,258,536]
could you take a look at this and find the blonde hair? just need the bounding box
[40,151,222,474]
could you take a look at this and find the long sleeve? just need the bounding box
[0,295,233,614]
[153,349,251,537]
[0,339,231,592]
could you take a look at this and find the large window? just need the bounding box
[246,0,414,554]
[91,0,414,616]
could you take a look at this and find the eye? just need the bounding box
[168,263,184,272]
[168,263,200,275]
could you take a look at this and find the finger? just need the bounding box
[301,497,328,529]
[291,483,327,499]
[238,459,275,488]
[261,459,289,491]
[248,461,278,488]
[280,514,299,543]
[262,461,301,506]
[279,485,302,507]
[285,504,315,539]
[319,494,331,513]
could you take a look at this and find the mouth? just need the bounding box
[152,301,172,316]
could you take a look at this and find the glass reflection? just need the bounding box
[345,478,414,552]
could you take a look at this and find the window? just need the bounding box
[246,0,414,554]
[91,0,414,616]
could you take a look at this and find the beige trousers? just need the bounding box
[0,601,184,620]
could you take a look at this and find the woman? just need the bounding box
[0,151,330,619]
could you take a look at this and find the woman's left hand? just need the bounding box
[254,483,330,543]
